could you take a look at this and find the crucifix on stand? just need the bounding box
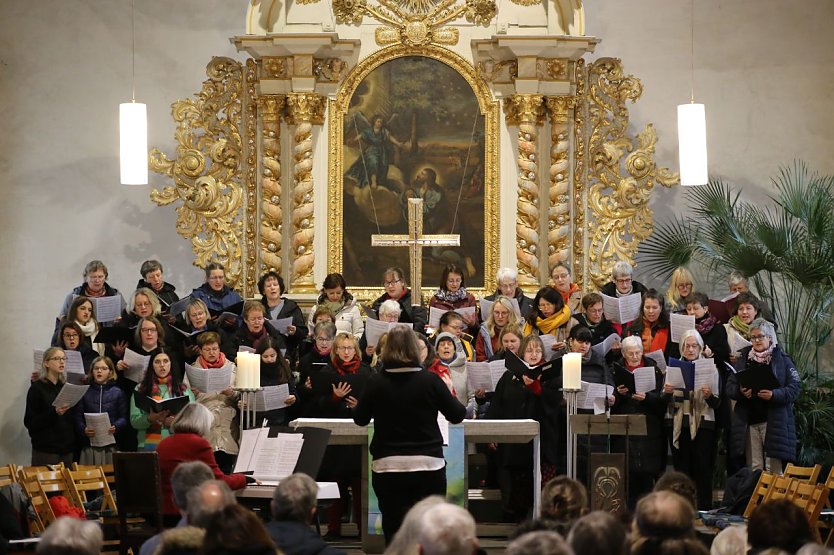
[371,198,460,305]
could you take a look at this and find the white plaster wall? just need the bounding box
[0,0,832,463]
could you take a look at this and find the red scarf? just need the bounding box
[85,286,106,298]
[640,318,669,354]
[314,343,332,357]
[332,355,360,376]
[198,352,227,369]
[246,327,268,351]
[560,283,579,305]
[427,358,456,396]
[389,288,409,302]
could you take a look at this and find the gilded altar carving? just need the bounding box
[537,58,568,80]
[545,96,574,272]
[261,57,289,79]
[286,93,325,291]
[149,57,246,290]
[313,58,348,82]
[258,95,286,278]
[582,57,678,289]
[504,94,545,286]
[572,58,587,289]
[476,59,518,83]
[243,60,258,295]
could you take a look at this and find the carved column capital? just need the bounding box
[258,95,286,124]
[504,94,545,126]
[546,95,575,124]
[285,93,326,125]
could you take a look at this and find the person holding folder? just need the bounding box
[130,348,195,451]
[24,347,75,465]
[624,289,674,358]
[353,326,466,543]
[190,262,243,330]
[428,264,479,336]
[726,319,800,474]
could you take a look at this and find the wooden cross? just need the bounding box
[371,198,460,304]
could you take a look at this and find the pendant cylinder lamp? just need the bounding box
[119,0,147,185]
[677,102,707,186]
[120,102,148,185]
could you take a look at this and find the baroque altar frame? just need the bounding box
[327,43,500,303]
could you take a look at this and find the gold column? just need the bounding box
[545,95,575,276]
[572,59,587,290]
[258,95,286,276]
[285,92,326,291]
[504,94,545,286]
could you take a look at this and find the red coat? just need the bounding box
[157,432,247,514]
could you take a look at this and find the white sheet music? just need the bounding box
[728,331,752,355]
[601,292,642,324]
[428,306,477,329]
[577,381,612,412]
[185,363,233,394]
[254,384,290,411]
[465,360,506,392]
[437,413,450,446]
[122,348,149,383]
[254,433,304,481]
[455,306,477,321]
[591,333,621,358]
[365,319,396,347]
[538,334,561,360]
[644,349,667,372]
[32,349,45,374]
[670,313,696,343]
[633,367,657,394]
[52,383,90,408]
[233,428,261,472]
[694,359,720,393]
[91,296,122,323]
[84,413,115,447]
[721,292,740,303]
[64,350,85,376]
[238,345,257,354]
[266,317,294,335]
[665,366,686,389]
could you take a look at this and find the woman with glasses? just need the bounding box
[307,273,364,340]
[295,321,337,418]
[25,347,75,465]
[54,321,97,373]
[118,288,177,350]
[570,293,618,347]
[56,260,126,329]
[312,332,372,539]
[53,295,104,356]
[549,262,582,315]
[484,267,534,321]
[178,298,233,365]
[428,263,479,336]
[599,261,649,299]
[475,296,521,362]
[726,319,800,474]
[190,262,243,330]
[523,287,572,359]
[370,267,427,334]
[258,271,308,362]
[662,330,720,509]
[665,267,696,314]
[232,301,286,359]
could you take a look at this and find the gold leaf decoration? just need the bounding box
[149,57,245,289]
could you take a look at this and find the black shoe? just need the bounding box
[322,532,342,542]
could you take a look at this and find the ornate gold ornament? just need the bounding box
[261,57,288,79]
[149,57,246,290]
[476,59,517,83]
[581,57,679,289]
[313,58,349,82]
[243,60,258,295]
[258,94,286,279]
[545,96,574,272]
[537,58,568,80]
[332,0,497,47]
[285,93,326,291]
[508,0,541,6]
[504,94,545,286]
[328,44,500,303]
[572,58,587,289]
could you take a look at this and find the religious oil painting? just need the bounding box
[337,55,488,292]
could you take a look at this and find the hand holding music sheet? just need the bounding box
[591,333,621,358]
[265,317,294,335]
[84,413,115,447]
[254,384,291,412]
[631,367,657,394]
[601,292,642,324]
[52,383,89,408]
[90,296,122,323]
[465,360,507,392]
[185,363,233,394]
[670,313,696,343]
[665,365,687,389]
[693,359,720,393]
[122,348,150,383]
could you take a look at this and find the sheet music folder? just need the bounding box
[568,414,647,436]
[235,425,331,481]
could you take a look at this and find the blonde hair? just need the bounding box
[666,267,696,307]
[485,296,520,337]
[41,347,66,382]
[331,332,360,363]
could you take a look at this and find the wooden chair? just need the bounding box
[113,452,164,555]
[0,464,17,487]
[790,482,829,543]
[784,463,822,484]
[821,467,834,546]
[64,467,120,554]
[763,475,797,503]
[16,471,53,535]
[72,463,116,493]
[744,471,776,518]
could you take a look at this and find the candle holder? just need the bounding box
[563,387,581,480]
[235,387,264,434]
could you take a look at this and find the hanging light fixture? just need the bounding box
[677,0,707,186]
[120,0,148,185]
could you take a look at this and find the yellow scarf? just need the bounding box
[525,305,571,336]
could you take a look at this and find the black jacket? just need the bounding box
[371,289,428,335]
[135,278,180,308]
[266,520,346,555]
[24,379,75,455]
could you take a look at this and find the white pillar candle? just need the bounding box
[562,352,582,390]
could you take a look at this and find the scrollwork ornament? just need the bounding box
[464,0,497,24]
[583,57,678,288]
[149,56,245,289]
[508,0,541,5]
[333,0,366,24]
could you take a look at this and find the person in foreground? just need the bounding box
[266,473,346,555]
[154,480,238,555]
[36,517,102,555]
[352,326,467,543]
[630,490,708,555]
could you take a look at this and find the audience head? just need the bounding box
[486,296,519,334]
[611,261,635,295]
[710,524,748,555]
[140,259,165,287]
[496,267,520,298]
[417,502,479,555]
[67,295,95,326]
[382,326,421,368]
[185,480,237,529]
[568,325,593,356]
[532,286,565,320]
[257,270,285,298]
[497,326,523,356]
[519,333,545,366]
[311,306,335,326]
[654,471,698,510]
[312,321,337,355]
[170,461,214,514]
[58,322,84,351]
[505,531,573,555]
[243,300,267,333]
[171,402,213,438]
[201,504,276,555]
[88,356,116,384]
[271,473,318,524]
[550,262,573,293]
[139,347,181,394]
[734,292,760,324]
[41,347,66,382]
[678,330,705,362]
[567,511,627,555]
[82,260,108,294]
[541,476,588,524]
[750,318,777,350]
[378,299,403,323]
[620,335,644,367]
[631,491,703,555]
[748,499,814,553]
[668,267,695,305]
[332,331,360,364]
[135,316,165,348]
[438,311,466,337]
[37,516,103,555]
[385,495,445,555]
[641,288,669,326]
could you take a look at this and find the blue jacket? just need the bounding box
[727,345,800,463]
[73,381,129,444]
[190,283,243,313]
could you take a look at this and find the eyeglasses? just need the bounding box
[678,283,693,288]
[62,333,80,339]
[614,277,632,284]
[750,334,769,341]
[141,328,158,334]
[315,337,333,343]
[383,279,402,287]
[336,345,356,352]
[48,356,67,362]
[135,302,152,309]
[247,317,265,323]
[552,273,570,280]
